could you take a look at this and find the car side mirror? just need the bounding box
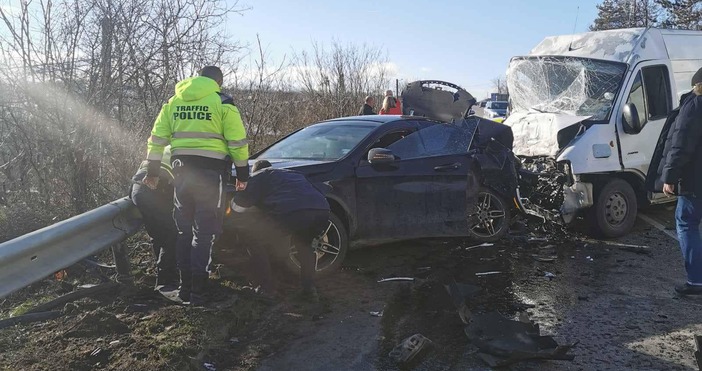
[368,148,395,165]
[622,103,642,134]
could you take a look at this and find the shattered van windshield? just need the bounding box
[507,56,626,121]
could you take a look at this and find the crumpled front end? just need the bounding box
[505,56,624,223]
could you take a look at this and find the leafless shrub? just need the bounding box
[292,41,391,122]
[0,1,391,240]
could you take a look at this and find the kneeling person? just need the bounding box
[233,160,330,299]
[131,148,178,290]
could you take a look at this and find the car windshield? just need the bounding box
[257,122,376,161]
[489,102,508,110]
[507,56,626,121]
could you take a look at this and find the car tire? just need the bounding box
[284,212,349,277]
[468,187,511,242]
[588,178,637,238]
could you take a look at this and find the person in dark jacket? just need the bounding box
[131,147,178,291]
[651,67,702,295]
[232,160,330,300]
[358,95,376,115]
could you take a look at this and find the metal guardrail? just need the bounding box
[0,197,142,299]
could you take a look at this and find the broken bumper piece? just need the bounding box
[560,181,593,224]
[464,311,576,367]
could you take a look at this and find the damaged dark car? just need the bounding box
[224,81,520,274]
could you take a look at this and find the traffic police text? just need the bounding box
[173,106,212,121]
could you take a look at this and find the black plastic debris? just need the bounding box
[464,312,575,367]
[445,280,482,324]
[388,333,433,364]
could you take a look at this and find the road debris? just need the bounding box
[475,271,502,277]
[464,311,576,367]
[586,256,594,262]
[527,237,549,243]
[533,255,557,263]
[388,333,433,364]
[445,281,481,324]
[377,277,415,283]
[370,311,384,317]
[544,272,556,280]
[464,242,494,251]
[203,362,216,371]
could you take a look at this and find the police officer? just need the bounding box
[144,66,249,305]
[232,160,330,301]
[131,146,178,291]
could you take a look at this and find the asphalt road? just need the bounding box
[256,204,701,371]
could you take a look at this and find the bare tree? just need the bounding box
[292,41,390,122]
[229,35,293,152]
[491,76,509,95]
[0,0,247,239]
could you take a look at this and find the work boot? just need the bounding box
[156,269,179,291]
[675,283,702,296]
[189,274,209,306]
[178,270,192,302]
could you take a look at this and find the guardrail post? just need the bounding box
[111,242,132,284]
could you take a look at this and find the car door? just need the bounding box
[354,122,479,241]
[617,63,673,177]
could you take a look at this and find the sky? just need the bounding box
[227,0,603,99]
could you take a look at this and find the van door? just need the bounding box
[617,63,673,176]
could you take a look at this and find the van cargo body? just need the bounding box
[504,28,702,237]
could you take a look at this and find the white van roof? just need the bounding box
[527,27,702,99]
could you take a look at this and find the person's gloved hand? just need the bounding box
[143,175,160,190]
[236,179,247,191]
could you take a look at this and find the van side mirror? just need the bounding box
[368,148,395,165]
[622,103,642,134]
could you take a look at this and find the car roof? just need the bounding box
[321,115,433,125]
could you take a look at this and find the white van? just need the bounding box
[504,28,702,237]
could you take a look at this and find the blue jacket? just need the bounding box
[233,168,329,215]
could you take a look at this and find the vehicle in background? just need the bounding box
[503,27,702,238]
[484,101,508,119]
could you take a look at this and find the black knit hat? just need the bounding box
[692,67,702,86]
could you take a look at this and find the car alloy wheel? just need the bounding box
[287,212,348,276]
[469,188,510,241]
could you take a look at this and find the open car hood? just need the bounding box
[503,111,590,157]
[401,80,476,122]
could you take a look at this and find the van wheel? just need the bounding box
[285,212,348,277]
[588,179,637,238]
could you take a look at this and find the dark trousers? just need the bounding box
[131,183,178,285]
[238,209,329,291]
[172,166,225,280]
